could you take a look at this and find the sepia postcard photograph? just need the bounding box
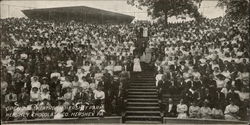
[0,0,249,124]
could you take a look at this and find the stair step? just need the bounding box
[127,104,159,107]
[133,77,155,79]
[136,75,155,78]
[126,110,160,114]
[125,120,162,124]
[126,106,160,110]
[130,82,155,86]
[130,83,155,86]
[127,102,158,105]
[133,79,155,83]
[137,72,155,75]
[139,72,154,74]
[130,84,155,87]
[126,115,161,119]
[134,75,155,79]
[128,89,157,92]
[128,91,157,95]
[127,95,158,98]
[129,86,156,89]
[127,102,159,107]
[127,98,158,102]
[125,70,161,123]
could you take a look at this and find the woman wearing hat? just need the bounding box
[40,88,51,101]
[31,76,41,90]
[30,87,41,103]
[215,73,227,90]
[40,77,49,92]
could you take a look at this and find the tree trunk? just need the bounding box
[165,15,168,26]
[164,11,168,26]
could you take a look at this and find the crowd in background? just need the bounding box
[1,18,135,120]
[0,16,249,121]
[152,17,249,121]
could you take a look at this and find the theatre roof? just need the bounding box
[22,6,135,24]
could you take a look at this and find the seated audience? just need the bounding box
[200,100,212,119]
[189,101,200,118]
[211,104,224,119]
[224,99,240,120]
[177,99,188,119]
[165,98,177,117]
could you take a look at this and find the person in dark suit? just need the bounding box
[226,88,241,106]
[164,98,177,117]
[198,88,213,107]
[5,89,17,106]
[17,87,30,104]
[221,60,234,72]
[182,86,199,105]
[102,69,113,115]
[74,87,88,103]
[237,58,250,72]
[211,89,226,109]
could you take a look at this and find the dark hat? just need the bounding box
[180,60,186,64]
[32,87,39,90]
[43,98,49,102]
[216,74,226,80]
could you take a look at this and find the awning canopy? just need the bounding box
[22,6,135,24]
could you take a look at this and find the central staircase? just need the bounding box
[124,63,162,124]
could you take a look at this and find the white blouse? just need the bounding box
[94,90,105,99]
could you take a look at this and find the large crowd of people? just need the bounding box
[153,17,250,121]
[1,15,249,122]
[1,18,137,120]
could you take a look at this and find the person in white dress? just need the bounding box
[133,55,142,72]
[155,70,163,87]
[71,76,80,99]
[200,100,212,119]
[177,99,188,119]
[224,99,240,120]
[189,101,201,118]
[54,99,64,119]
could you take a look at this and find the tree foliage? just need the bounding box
[217,0,249,20]
[127,0,203,24]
